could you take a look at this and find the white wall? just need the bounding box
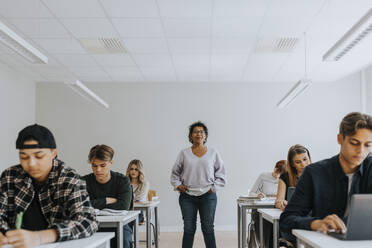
[366,65,372,113]
[36,74,361,231]
[0,63,35,172]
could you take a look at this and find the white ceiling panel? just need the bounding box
[163,18,210,38]
[0,0,53,18]
[172,53,210,67]
[266,0,327,18]
[42,0,106,18]
[69,66,110,78]
[60,18,118,38]
[212,37,255,52]
[112,19,164,38]
[100,0,159,18]
[168,38,210,52]
[0,53,27,68]
[104,67,144,81]
[212,17,263,38]
[15,67,47,81]
[214,0,270,17]
[259,17,312,37]
[121,38,169,53]
[53,54,98,67]
[0,42,16,54]
[176,66,209,82]
[157,0,212,18]
[8,18,70,38]
[92,54,135,67]
[132,53,173,67]
[210,53,249,69]
[32,38,86,54]
[210,65,245,81]
[141,67,177,81]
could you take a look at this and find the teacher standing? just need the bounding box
[171,121,226,248]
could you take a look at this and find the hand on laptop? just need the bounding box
[310,214,347,234]
[257,192,266,198]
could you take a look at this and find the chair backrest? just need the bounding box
[148,190,156,201]
[130,184,134,210]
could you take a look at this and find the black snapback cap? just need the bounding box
[16,124,56,149]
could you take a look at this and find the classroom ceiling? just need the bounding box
[0,0,372,83]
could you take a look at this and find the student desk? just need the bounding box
[292,229,372,248]
[134,200,160,248]
[29,232,114,248]
[258,208,282,248]
[97,210,140,248]
[237,198,275,248]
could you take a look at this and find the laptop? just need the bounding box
[328,194,372,240]
[286,187,296,201]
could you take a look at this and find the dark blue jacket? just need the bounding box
[279,154,372,232]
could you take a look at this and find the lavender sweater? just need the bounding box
[170,147,226,196]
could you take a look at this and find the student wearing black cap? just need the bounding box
[0,124,98,248]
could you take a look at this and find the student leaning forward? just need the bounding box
[0,124,98,248]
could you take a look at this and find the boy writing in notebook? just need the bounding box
[83,144,133,248]
[0,124,98,248]
[280,112,372,243]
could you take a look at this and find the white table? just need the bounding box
[134,200,160,248]
[258,208,282,248]
[34,232,114,248]
[97,210,140,248]
[237,198,276,248]
[292,229,372,248]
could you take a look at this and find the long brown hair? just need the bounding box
[287,144,311,187]
[126,159,146,193]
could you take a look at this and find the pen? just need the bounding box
[15,211,23,229]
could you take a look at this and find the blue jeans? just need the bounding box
[179,192,217,248]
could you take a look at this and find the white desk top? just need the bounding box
[36,232,114,248]
[238,198,275,208]
[134,200,160,208]
[97,210,140,222]
[293,229,372,248]
[258,208,282,222]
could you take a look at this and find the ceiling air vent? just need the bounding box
[79,38,127,54]
[255,37,299,53]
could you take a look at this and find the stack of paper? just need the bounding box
[95,208,128,216]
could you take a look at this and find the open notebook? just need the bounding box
[94,208,128,216]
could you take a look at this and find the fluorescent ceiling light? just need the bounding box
[323,8,372,61]
[0,21,48,64]
[277,79,311,109]
[65,80,109,109]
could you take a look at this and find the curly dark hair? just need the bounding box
[188,121,208,144]
[339,112,372,137]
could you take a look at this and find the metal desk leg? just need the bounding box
[134,215,139,248]
[273,219,278,248]
[155,206,159,248]
[259,213,263,248]
[118,222,123,248]
[238,203,242,248]
[242,206,247,248]
[146,208,152,248]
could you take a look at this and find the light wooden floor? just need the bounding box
[137,231,237,248]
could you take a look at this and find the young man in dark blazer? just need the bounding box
[280,112,372,241]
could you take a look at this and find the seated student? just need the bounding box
[276,145,311,211]
[0,124,98,248]
[250,160,287,197]
[249,160,286,247]
[83,144,133,248]
[126,159,150,223]
[280,112,372,241]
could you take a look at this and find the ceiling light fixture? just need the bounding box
[65,80,109,109]
[0,21,48,64]
[323,8,372,61]
[277,33,312,108]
